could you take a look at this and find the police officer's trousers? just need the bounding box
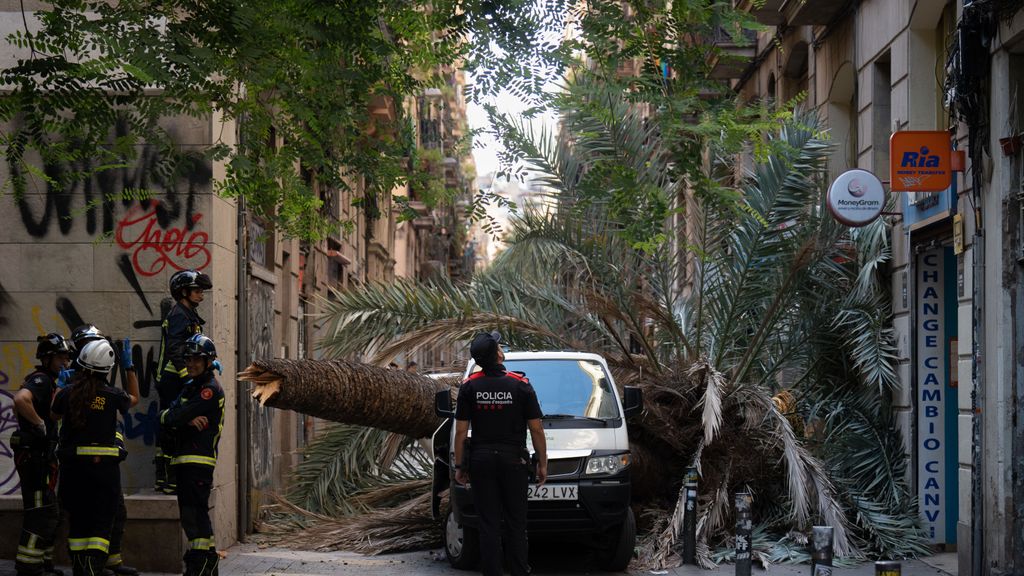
[14,446,59,576]
[176,465,218,576]
[469,449,530,576]
[59,459,120,576]
[155,373,185,495]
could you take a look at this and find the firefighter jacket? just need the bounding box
[52,382,131,462]
[156,302,205,383]
[14,367,60,448]
[160,372,224,468]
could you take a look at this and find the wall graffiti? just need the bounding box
[115,205,211,277]
[2,124,215,493]
[0,386,17,495]
[248,278,275,489]
[14,121,211,240]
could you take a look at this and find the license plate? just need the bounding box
[528,484,578,501]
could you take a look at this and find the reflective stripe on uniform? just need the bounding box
[189,538,214,550]
[170,455,216,467]
[106,553,123,566]
[33,490,42,509]
[17,545,45,558]
[75,446,120,457]
[68,537,110,553]
[115,432,125,442]
[16,554,44,564]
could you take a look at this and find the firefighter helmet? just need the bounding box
[78,340,116,374]
[36,333,72,359]
[71,324,105,355]
[183,334,217,360]
[169,270,213,300]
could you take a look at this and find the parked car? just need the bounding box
[432,350,643,571]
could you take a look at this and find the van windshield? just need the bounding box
[499,359,620,420]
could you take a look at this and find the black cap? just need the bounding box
[470,331,502,367]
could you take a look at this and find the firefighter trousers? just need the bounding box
[155,374,185,495]
[176,465,218,576]
[469,449,531,576]
[59,459,120,576]
[14,447,59,576]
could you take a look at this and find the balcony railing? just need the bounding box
[734,0,785,25]
[707,27,757,80]
[782,0,849,25]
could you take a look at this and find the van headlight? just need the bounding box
[584,453,630,476]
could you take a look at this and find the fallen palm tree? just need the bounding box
[243,113,931,567]
[241,359,445,438]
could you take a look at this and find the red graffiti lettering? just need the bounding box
[115,206,210,277]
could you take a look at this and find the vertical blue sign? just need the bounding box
[917,247,946,542]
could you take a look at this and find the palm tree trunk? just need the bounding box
[240,359,446,438]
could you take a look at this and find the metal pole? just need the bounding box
[734,492,752,576]
[875,561,901,576]
[810,526,833,576]
[682,467,698,565]
[236,193,250,542]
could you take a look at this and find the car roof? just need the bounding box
[466,351,609,371]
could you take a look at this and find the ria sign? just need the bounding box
[827,169,885,227]
[890,131,952,192]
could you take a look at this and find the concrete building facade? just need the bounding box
[729,0,1023,573]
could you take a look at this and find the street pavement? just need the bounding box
[0,545,957,576]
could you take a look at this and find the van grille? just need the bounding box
[547,458,582,477]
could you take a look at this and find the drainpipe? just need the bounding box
[237,194,250,542]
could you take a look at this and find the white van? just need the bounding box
[431,351,643,572]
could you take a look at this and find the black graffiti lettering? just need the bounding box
[117,254,153,315]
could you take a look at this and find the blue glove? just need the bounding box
[57,368,75,388]
[212,360,223,375]
[121,338,134,370]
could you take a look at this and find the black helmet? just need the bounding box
[71,324,105,354]
[170,269,212,300]
[36,333,72,359]
[183,334,217,360]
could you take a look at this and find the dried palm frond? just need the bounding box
[273,491,443,554]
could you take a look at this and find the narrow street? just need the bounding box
[0,545,959,576]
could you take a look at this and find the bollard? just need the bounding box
[682,467,698,564]
[875,561,901,576]
[734,492,752,576]
[810,526,834,576]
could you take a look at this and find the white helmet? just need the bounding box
[78,340,115,374]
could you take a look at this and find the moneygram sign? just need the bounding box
[890,131,952,192]
[827,169,885,227]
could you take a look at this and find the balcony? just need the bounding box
[782,0,849,26]
[707,27,757,80]
[734,0,785,25]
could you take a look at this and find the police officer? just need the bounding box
[65,325,140,576]
[155,269,211,494]
[51,340,139,576]
[453,331,547,576]
[159,334,224,576]
[12,333,72,576]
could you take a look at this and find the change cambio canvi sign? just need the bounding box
[827,169,885,227]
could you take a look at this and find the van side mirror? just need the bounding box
[623,386,643,418]
[435,389,454,417]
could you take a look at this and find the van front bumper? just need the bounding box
[451,473,631,534]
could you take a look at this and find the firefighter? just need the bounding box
[154,269,211,494]
[453,331,548,576]
[12,333,72,576]
[51,340,139,576]
[64,325,140,576]
[159,334,224,576]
